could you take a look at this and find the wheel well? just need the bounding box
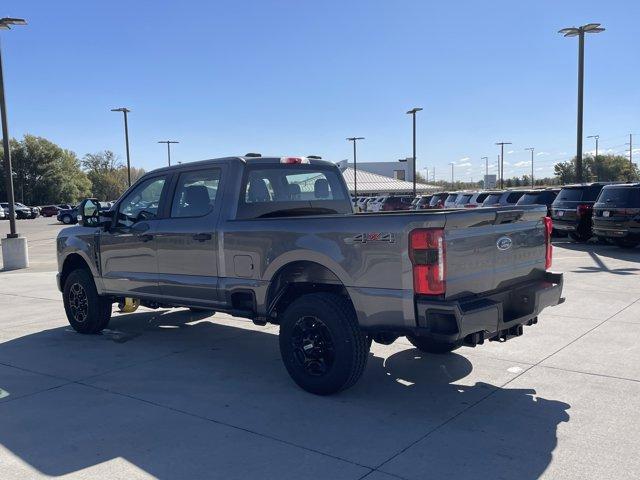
[60,254,91,289]
[266,261,354,322]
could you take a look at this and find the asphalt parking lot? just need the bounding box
[1,217,639,479]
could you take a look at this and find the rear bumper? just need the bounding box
[551,219,577,232]
[593,224,640,239]
[414,271,564,344]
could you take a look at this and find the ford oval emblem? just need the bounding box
[497,236,513,251]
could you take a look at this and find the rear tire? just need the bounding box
[615,239,639,249]
[63,269,112,334]
[406,335,463,354]
[279,293,369,395]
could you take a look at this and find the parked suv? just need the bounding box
[482,190,527,208]
[592,183,640,248]
[41,205,61,217]
[428,192,448,209]
[379,195,414,211]
[551,183,608,242]
[411,195,433,210]
[516,189,560,217]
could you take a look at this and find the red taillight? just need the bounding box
[543,216,553,269]
[409,228,445,295]
[280,157,309,164]
[576,204,592,216]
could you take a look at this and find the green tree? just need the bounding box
[554,154,639,183]
[1,134,91,205]
[82,151,145,201]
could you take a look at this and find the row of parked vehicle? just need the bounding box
[353,182,640,249]
[0,202,42,220]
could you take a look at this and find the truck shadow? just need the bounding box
[0,309,570,479]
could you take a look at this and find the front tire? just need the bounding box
[63,269,112,334]
[279,293,369,395]
[406,335,463,354]
[61,214,72,224]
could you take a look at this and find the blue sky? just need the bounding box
[2,0,638,181]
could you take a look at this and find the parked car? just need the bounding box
[57,206,79,225]
[481,190,527,208]
[592,183,640,248]
[0,202,34,219]
[57,155,563,395]
[427,192,449,209]
[411,195,433,210]
[551,183,609,242]
[453,192,479,208]
[367,196,386,212]
[40,205,62,217]
[57,204,73,210]
[379,195,414,211]
[464,191,493,208]
[516,189,560,217]
[443,193,460,208]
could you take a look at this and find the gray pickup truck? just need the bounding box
[57,155,563,394]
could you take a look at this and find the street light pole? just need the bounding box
[525,148,535,186]
[406,107,423,197]
[346,137,364,197]
[559,23,605,183]
[111,107,132,186]
[449,162,455,187]
[495,142,512,189]
[0,18,26,239]
[481,156,488,182]
[158,140,179,166]
[587,134,599,158]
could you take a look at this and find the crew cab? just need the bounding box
[57,155,563,395]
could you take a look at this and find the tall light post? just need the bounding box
[346,137,364,197]
[559,23,605,183]
[0,18,30,270]
[525,147,535,186]
[449,162,455,187]
[481,156,488,185]
[495,142,512,189]
[406,107,423,197]
[0,18,26,242]
[158,140,179,166]
[587,134,599,158]
[111,107,132,186]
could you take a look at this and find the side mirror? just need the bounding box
[79,198,100,227]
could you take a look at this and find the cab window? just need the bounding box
[116,176,167,227]
[171,169,221,218]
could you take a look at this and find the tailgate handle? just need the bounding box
[494,210,524,225]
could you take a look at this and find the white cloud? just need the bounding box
[507,150,514,154]
[536,151,550,156]
[457,162,472,167]
[514,161,530,167]
[458,157,470,163]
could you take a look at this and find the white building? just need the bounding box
[336,158,416,182]
[339,167,438,195]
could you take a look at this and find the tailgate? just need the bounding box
[443,206,548,300]
[551,200,579,222]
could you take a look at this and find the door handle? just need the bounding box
[193,233,212,242]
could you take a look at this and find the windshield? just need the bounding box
[445,194,458,203]
[518,193,543,205]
